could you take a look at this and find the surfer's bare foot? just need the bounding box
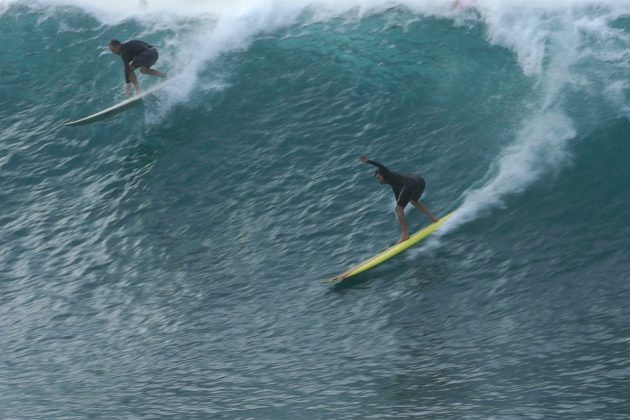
[398,235,409,243]
[431,217,439,223]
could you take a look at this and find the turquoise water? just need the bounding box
[2,1,630,418]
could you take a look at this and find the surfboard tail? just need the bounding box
[324,211,457,284]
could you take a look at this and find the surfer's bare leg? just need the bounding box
[140,67,167,78]
[410,200,439,223]
[395,205,410,243]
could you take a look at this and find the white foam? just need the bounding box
[3,0,630,222]
[455,110,576,223]
[448,1,630,228]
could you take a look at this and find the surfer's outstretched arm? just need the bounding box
[121,58,141,95]
[127,70,142,95]
[358,156,392,178]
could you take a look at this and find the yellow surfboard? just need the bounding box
[325,211,456,284]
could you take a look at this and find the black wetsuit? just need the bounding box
[366,160,426,208]
[120,40,158,83]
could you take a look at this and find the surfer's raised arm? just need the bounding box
[358,156,392,178]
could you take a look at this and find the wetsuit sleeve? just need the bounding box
[366,160,392,177]
[122,56,131,83]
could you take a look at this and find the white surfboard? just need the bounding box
[64,80,172,127]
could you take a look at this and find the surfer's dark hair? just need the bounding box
[109,39,122,47]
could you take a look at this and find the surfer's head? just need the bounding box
[374,170,386,184]
[109,39,122,54]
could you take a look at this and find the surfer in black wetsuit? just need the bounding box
[359,156,439,243]
[109,39,167,96]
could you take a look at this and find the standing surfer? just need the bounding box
[359,156,439,243]
[109,39,167,96]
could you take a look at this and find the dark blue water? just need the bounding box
[2,1,630,418]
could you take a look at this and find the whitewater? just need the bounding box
[1,0,629,418]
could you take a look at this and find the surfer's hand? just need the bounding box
[359,156,368,163]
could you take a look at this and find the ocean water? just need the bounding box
[1,0,630,418]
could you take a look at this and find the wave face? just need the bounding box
[2,1,630,418]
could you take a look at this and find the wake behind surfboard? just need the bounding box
[325,210,456,285]
[64,79,173,127]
